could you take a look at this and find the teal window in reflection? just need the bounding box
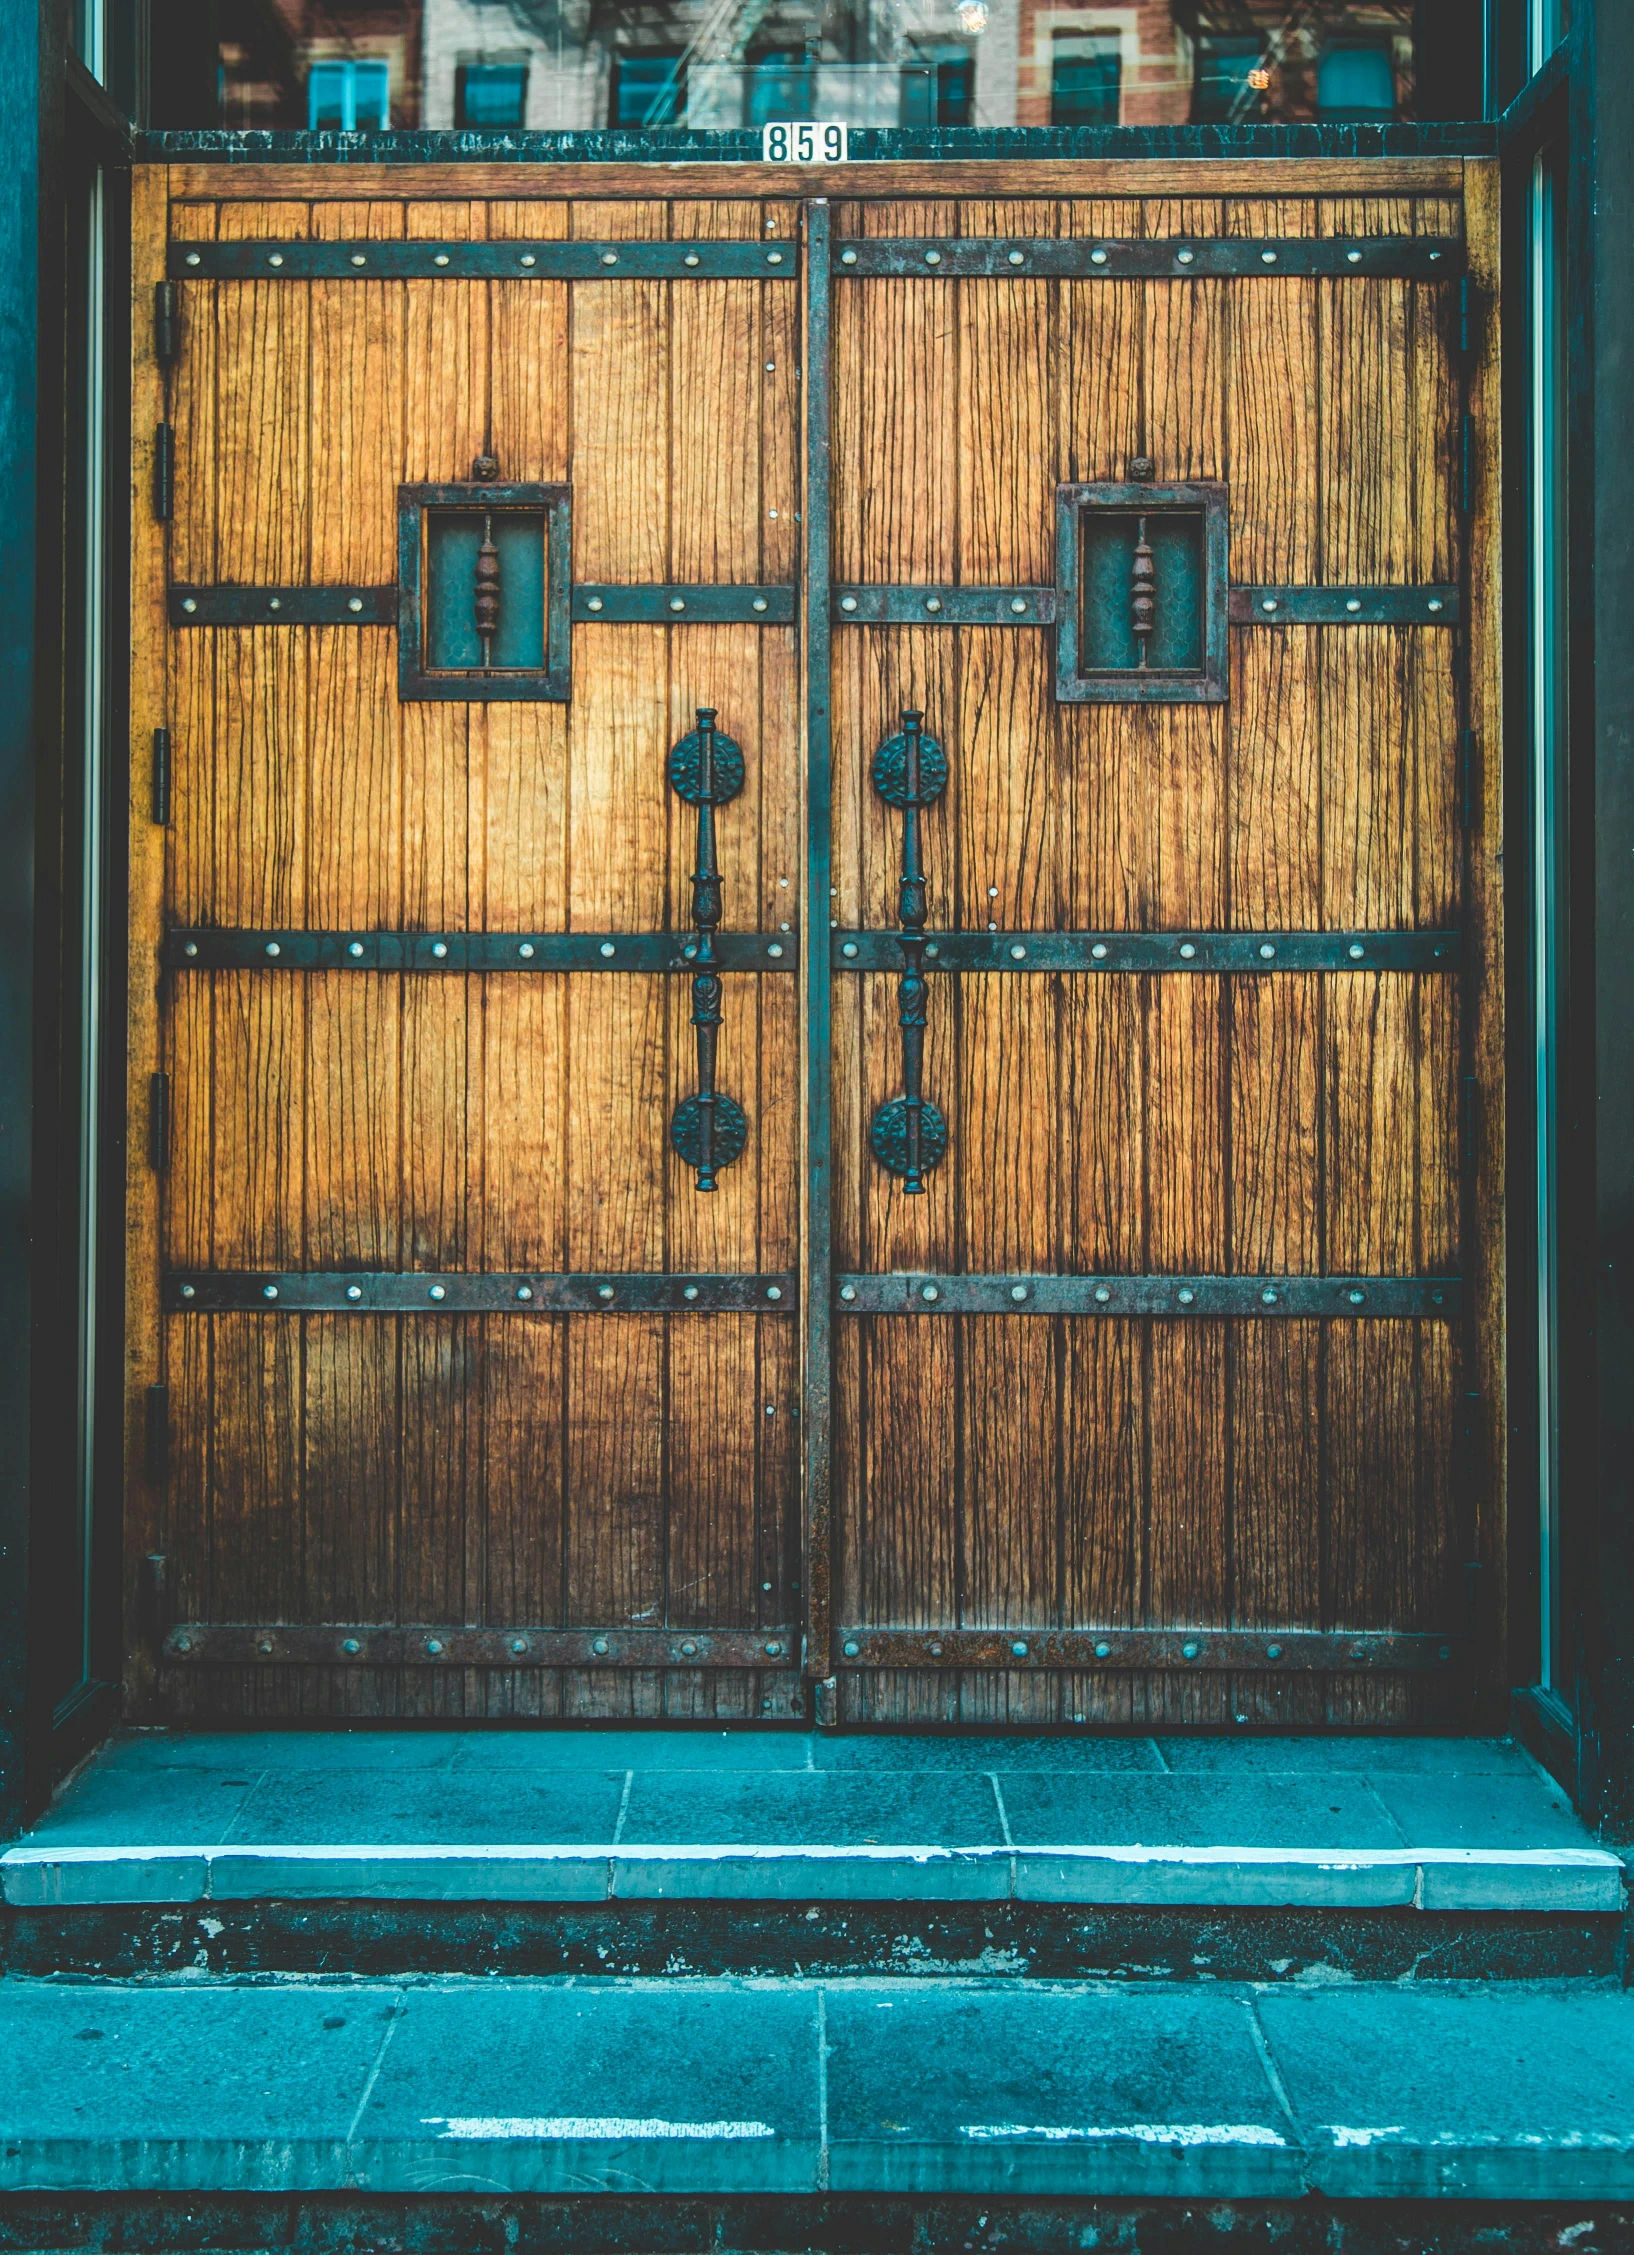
[1079,511,1204,672]
[425,510,546,671]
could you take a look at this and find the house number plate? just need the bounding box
[762,121,848,162]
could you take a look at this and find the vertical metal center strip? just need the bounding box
[801,200,834,1692]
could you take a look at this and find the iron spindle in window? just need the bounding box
[472,453,501,668]
[668,707,749,1190]
[1131,516,1155,667]
[869,706,949,1194]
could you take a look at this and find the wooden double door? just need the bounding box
[127,158,1501,1727]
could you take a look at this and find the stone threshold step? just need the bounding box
[4,1974,1634,2203]
[3,1730,1622,1915]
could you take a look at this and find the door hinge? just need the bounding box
[144,1384,170,1482]
[149,1070,170,1173]
[1459,727,1478,830]
[153,423,173,522]
[1460,414,1477,516]
[154,281,180,369]
[152,726,171,826]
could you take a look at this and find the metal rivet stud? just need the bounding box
[1094,1285,1111,1304]
[173,1632,193,1652]
[1177,247,1195,265]
[924,944,938,959]
[1260,249,1277,265]
[184,941,199,958]
[684,252,700,267]
[1261,1288,1279,1306]
[669,596,686,613]
[928,1639,943,1658]
[1266,1642,1283,1659]
[1010,596,1027,614]
[434,253,449,267]
[597,1284,615,1301]
[511,1637,528,1654]
[767,250,784,265]
[921,1283,939,1302]
[841,941,859,958]
[1430,250,1444,262]
[600,942,616,958]
[680,1285,699,1304]
[753,595,768,613]
[258,1637,273,1654]
[600,251,618,266]
[180,1282,196,1300]
[1010,1284,1028,1302]
[840,248,858,266]
[263,1284,279,1300]
[265,942,282,959]
[182,598,197,613]
[1346,597,1362,613]
[843,1638,860,1657]
[519,942,534,959]
[767,943,784,959]
[1179,942,1196,960]
[839,1283,857,1302]
[1428,598,1445,613]
[1262,598,1279,613]
[1346,249,1362,264]
[924,249,942,266]
[432,941,448,959]
[1259,943,1276,960]
[1091,247,1109,265]
[1439,1645,1453,1661]
[346,1285,363,1302]
[1011,1640,1029,1657]
[1348,943,1364,961]
[1177,1288,1196,1307]
[924,596,942,613]
[1182,1639,1200,1658]
[1095,1640,1111,1658]
[1010,944,1027,960]
[185,252,201,267]
[268,597,281,612]
[1432,1289,1446,1306]
[517,1285,534,1301]
[679,1638,698,1657]
[268,253,284,268]
[429,1284,446,1301]
[587,595,604,612]
[347,597,363,614]
[840,595,858,613]
[350,254,367,268]
[519,253,536,268]
[1007,249,1025,266]
[766,1285,783,1302]
[1091,942,1108,960]
[343,1637,361,1654]
[1348,1287,1366,1306]
[764,1640,783,1657]
[593,1636,611,1655]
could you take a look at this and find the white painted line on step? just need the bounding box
[423,2117,777,2140]
[962,2122,1289,2146]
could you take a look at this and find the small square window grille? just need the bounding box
[398,472,571,702]
[1055,481,1229,704]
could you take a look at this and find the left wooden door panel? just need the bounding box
[133,183,804,1720]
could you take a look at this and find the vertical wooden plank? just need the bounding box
[167,201,217,588]
[214,199,310,583]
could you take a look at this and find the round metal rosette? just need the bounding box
[671,1092,750,1172]
[666,724,746,807]
[869,1097,949,1179]
[870,727,948,809]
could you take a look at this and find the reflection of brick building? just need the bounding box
[216,0,424,126]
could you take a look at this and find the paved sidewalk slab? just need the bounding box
[3,1975,1633,2201]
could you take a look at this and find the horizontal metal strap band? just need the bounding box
[171,585,396,625]
[835,1274,1460,1317]
[573,584,796,623]
[165,1272,797,1313]
[832,930,1458,973]
[1231,585,1461,624]
[833,1628,1460,1672]
[835,237,1464,280]
[834,586,1056,624]
[164,930,798,973]
[163,1624,797,1668]
[168,241,800,281]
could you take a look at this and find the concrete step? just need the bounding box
[2,1971,1634,2204]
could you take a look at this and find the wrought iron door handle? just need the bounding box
[668,707,749,1191]
[869,706,949,1194]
